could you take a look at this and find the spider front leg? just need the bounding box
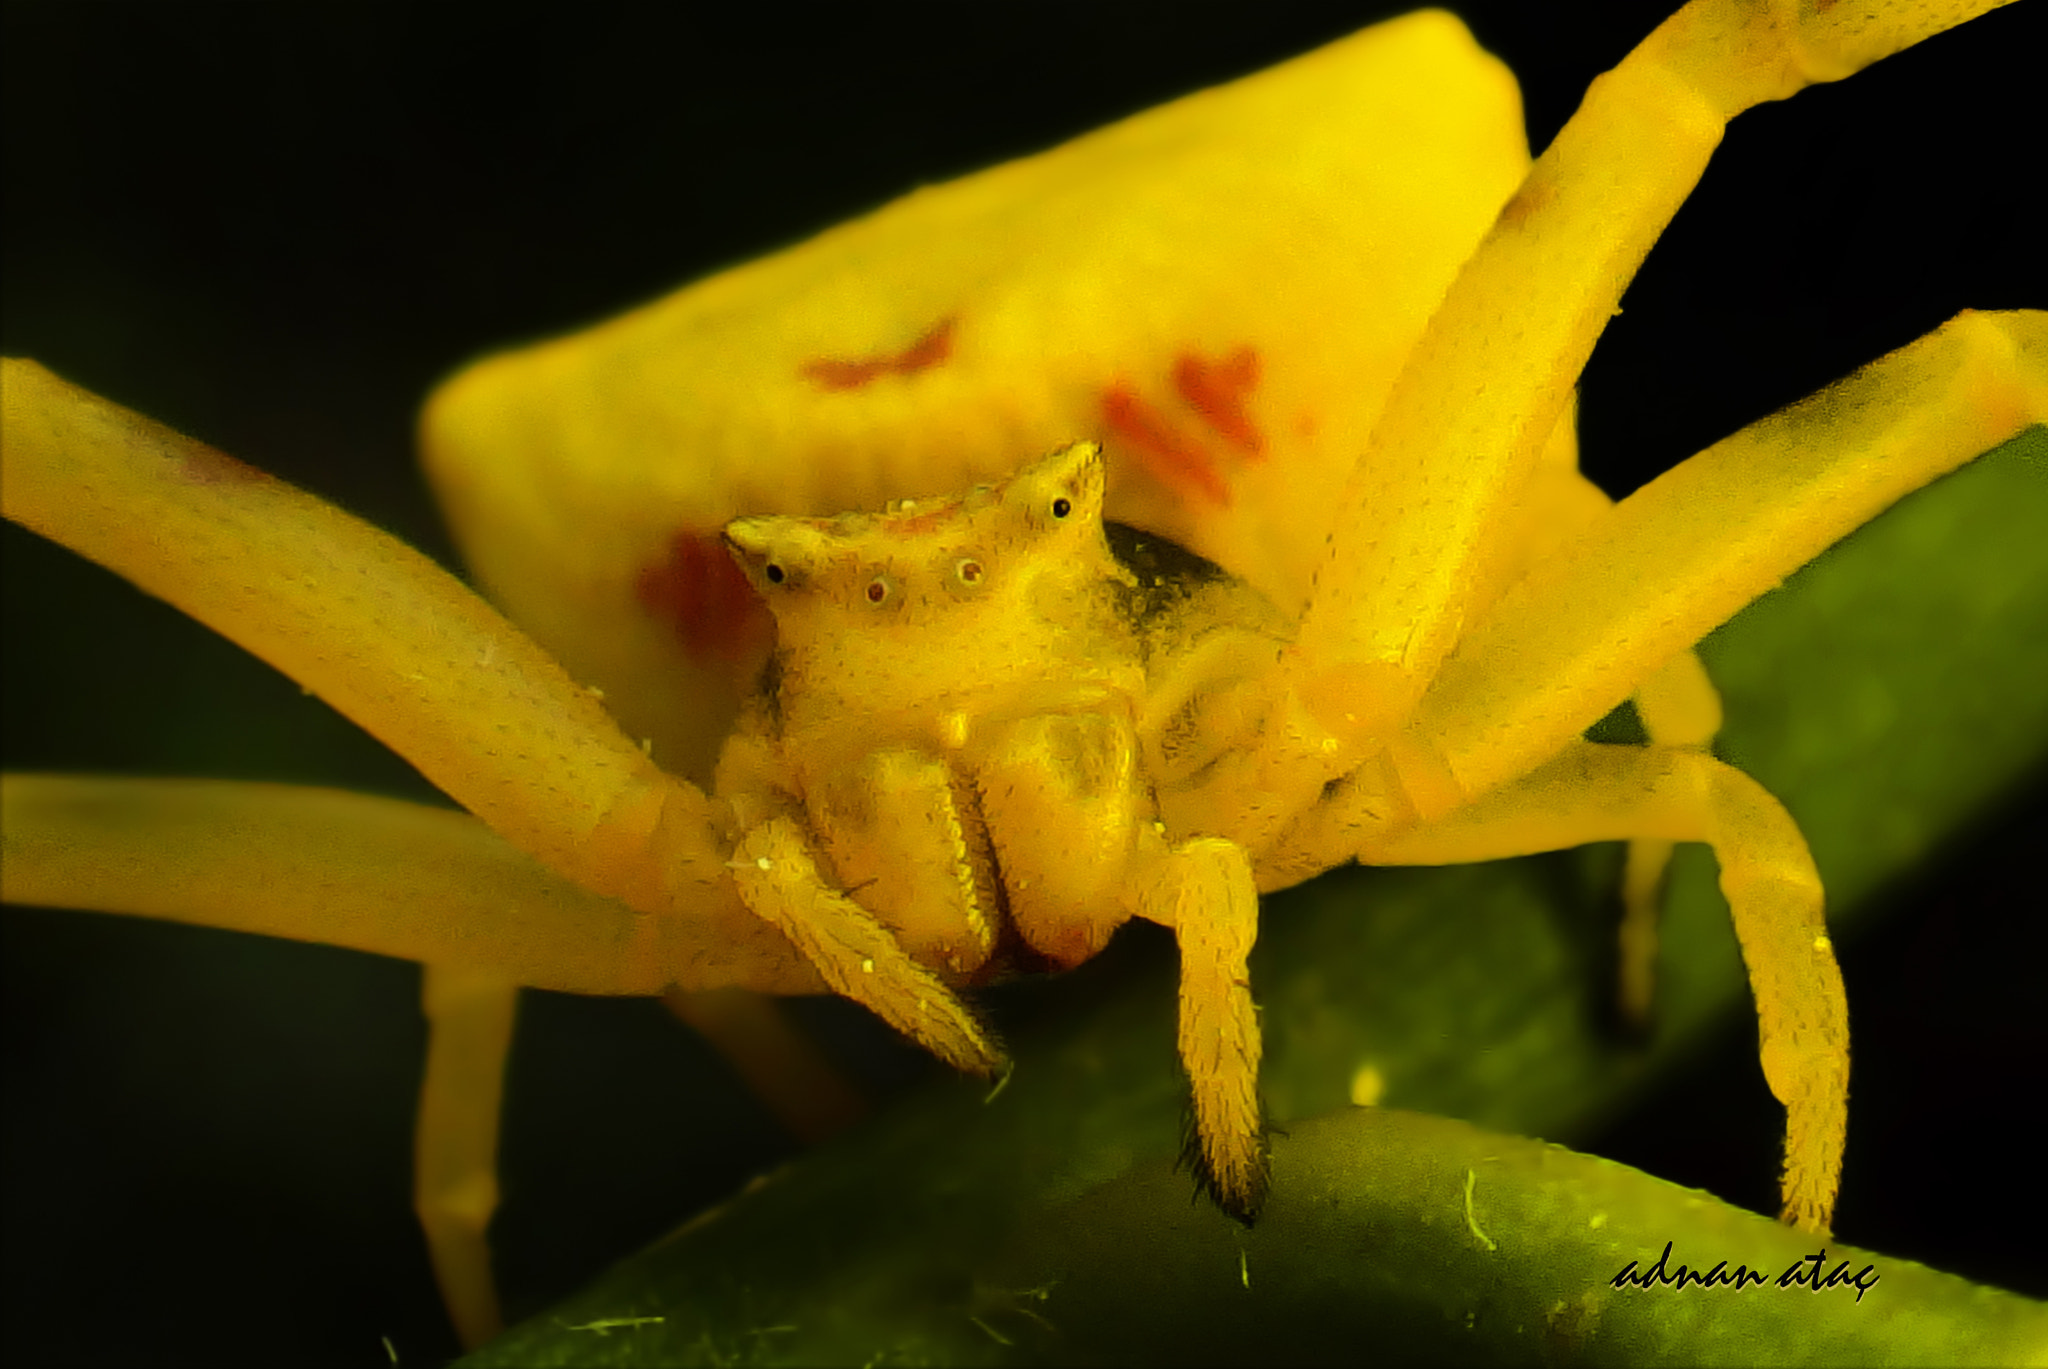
[0,359,825,1344]
[1288,0,2021,752]
[973,710,1267,1218]
[0,359,832,958]
[1128,833,1266,1221]
[2,361,698,915]
[1268,0,2036,1235]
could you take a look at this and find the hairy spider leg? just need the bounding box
[1287,0,2022,758]
[1126,834,1266,1219]
[1361,742,1848,1232]
[0,776,788,991]
[1412,313,2048,807]
[1384,312,2044,1231]
[0,360,836,1346]
[727,815,1004,1077]
[0,362,737,925]
[1253,0,2025,1237]
[1435,398,1729,1030]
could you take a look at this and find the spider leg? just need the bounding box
[0,776,835,1353]
[0,360,763,966]
[1364,741,1847,1235]
[1,362,836,1345]
[961,708,1266,1216]
[710,722,1005,1072]
[0,775,815,992]
[727,815,1003,1077]
[1618,649,1724,1030]
[1287,0,2017,760]
[414,965,518,1349]
[1409,310,2047,809]
[1465,407,1728,1032]
[1127,834,1267,1222]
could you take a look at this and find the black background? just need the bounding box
[3,3,2043,1365]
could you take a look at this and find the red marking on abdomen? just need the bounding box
[634,530,771,663]
[1173,347,1265,457]
[800,316,958,391]
[1101,384,1231,505]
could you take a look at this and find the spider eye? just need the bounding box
[1051,497,1072,520]
[943,551,991,601]
[764,563,786,585]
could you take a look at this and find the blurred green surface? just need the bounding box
[472,1112,2048,1368]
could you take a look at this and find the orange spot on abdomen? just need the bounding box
[800,316,957,391]
[1101,384,1232,505]
[635,530,771,664]
[1099,344,1265,507]
[1174,347,1264,456]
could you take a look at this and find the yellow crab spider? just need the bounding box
[0,0,2039,1360]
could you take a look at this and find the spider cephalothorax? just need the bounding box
[720,442,1144,980]
[712,440,1280,1214]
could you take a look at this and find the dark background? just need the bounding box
[3,3,2042,1364]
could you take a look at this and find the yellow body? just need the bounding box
[2,1,2042,1353]
[420,13,1536,785]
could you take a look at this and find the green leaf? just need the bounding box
[463,431,2048,1365]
